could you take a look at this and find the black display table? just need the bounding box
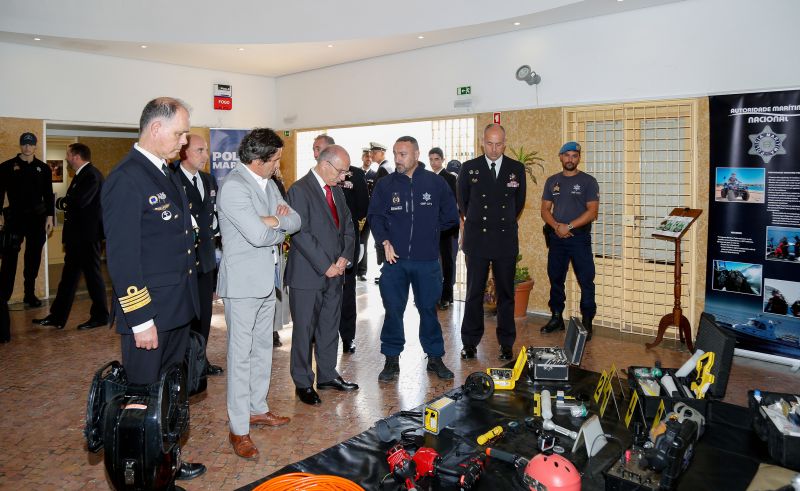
[239,368,772,490]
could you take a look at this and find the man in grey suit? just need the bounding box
[217,128,301,460]
[286,145,359,405]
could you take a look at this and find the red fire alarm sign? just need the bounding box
[214,96,232,110]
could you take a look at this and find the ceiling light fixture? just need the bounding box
[513,22,521,26]
[238,47,245,51]
[417,35,425,39]
[327,44,334,48]
[515,65,541,85]
[140,45,148,48]
[33,37,41,41]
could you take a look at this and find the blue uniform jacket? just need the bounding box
[101,148,200,333]
[368,163,459,261]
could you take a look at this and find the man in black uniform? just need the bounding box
[428,147,458,310]
[101,97,205,483]
[458,124,526,361]
[33,143,108,330]
[356,147,376,282]
[175,134,224,375]
[0,132,54,309]
[540,141,599,340]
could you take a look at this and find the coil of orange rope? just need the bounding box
[253,472,365,491]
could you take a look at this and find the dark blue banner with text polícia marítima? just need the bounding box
[705,90,800,360]
[209,128,249,186]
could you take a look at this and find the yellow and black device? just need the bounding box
[690,351,716,399]
[486,346,528,390]
[423,396,457,435]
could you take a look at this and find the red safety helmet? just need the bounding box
[522,454,581,491]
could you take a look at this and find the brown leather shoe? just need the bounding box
[229,433,259,459]
[249,411,290,427]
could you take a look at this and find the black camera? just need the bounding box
[642,418,697,490]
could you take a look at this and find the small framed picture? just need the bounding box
[48,159,64,183]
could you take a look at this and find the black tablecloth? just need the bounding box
[239,367,772,491]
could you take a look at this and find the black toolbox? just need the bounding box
[748,390,800,471]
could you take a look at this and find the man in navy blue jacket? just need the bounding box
[368,136,459,382]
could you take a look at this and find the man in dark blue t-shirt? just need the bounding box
[540,141,599,340]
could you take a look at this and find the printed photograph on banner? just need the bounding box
[712,260,762,295]
[763,278,800,318]
[714,167,765,203]
[765,226,800,263]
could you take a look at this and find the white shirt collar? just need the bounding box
[311,168,328,190]
[485,154,504,175]
[74,162,90,176]
[134,142,168,174]
[180,164,204,198]
[242,163,268,191]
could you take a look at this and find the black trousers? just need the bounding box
[49,240,108,324]
[356,223,370,276]
[340,265,357,343]
[0,301,9,342]
[439,232,457,303]
[460,254,516,348]
[121,323,190,385]
[190,269,214,344]
[0,215,46,301]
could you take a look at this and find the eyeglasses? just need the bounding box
[323,160,351,177]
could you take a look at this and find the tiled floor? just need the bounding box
[1,280,798,490]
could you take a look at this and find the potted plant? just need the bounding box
[509,146,545,185]
[514,254,534,318]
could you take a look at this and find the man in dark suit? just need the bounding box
[101,97,205,483]
[175,134,223,375]
[33,143,108,330]
[428,147,458,311]
[286,144,358,405]
[356,147,375,282]
[458,124,527,361]
[312,135,368,353]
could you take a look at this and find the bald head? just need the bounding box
[315,144,351,187]
[483,123,506,161]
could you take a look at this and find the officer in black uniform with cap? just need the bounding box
[458,123,526,361]
[101,97,205,485]
[0,132,54,310]
[175,133,224,375]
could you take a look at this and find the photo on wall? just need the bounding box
[765,226,800,262]
[714,167,765,203]
[763,278,800,317]
[712,260,762,295]
[47,159,64,183]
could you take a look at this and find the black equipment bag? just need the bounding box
[103,364,189,490]
[85,361,129,453]
[185,330,207,396]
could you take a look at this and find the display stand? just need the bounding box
[646,208,702,352]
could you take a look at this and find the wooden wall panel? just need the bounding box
[76,137,138,176]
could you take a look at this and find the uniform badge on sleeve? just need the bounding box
[149,196,158,205]
[119,286,151,313]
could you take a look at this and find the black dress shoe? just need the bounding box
[76,319,106,330]
[437,301,450,311]
[374,276,381,284]
[206,363,224,375]
[317,376,359,391]
[460,345,477,359]
[175,462,206,480]
[296,387,322,405]
[342,340,356,353]
[357,275,367,282]
[499,345,513,361]
[32,316,64,329]
[273,331,282,347]
[540,311,565,334]
[23,295,42,308]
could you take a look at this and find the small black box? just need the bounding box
[694,312,736,399]
[748,390,800,471]
[627,367,708,419]
[527,316,588,381]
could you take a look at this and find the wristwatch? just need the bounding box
[567,223,574,231]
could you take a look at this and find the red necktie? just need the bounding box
[324,185,339,228]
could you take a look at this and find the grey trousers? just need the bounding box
[223,294,275,436]
[289,283,342,388]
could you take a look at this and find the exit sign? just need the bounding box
[456,86,471,96]
[284,131,290,137]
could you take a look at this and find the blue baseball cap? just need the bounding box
[559,141,581,154]
[20,132,37,146]
[446,160,462,175]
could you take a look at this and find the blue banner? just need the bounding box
[705,90,800,360]
[209,128,249,186]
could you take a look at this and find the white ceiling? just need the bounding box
[0,0,682,77]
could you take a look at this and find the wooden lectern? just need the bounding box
[646,208,702,352]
